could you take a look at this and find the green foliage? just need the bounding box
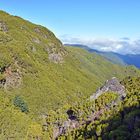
[57,77,140,140]
[0,10,140,139]
[0,92,43,140]
[13,95,29,113]
[0,9,139,115]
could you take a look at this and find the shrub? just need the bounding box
[13,96,29,113]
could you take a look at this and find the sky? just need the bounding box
[1,0,140,54]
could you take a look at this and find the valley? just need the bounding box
[0,10,139,140]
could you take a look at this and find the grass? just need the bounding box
[0,10,140,139]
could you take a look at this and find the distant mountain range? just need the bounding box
[65,44,140,68]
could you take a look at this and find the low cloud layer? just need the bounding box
[60,35,140,54]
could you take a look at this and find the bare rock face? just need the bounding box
[45,43,67,63]
[34,26,68,64]
[0,66,22,89]
[53,119,79,139]
[0,21,8,32]
[34,27,48,39]
[34,27,41,33]
[52,109,79,139]
[90,77,126,100]
[4,72,22,89]
[32,37,41,44]
[48,53,63,63]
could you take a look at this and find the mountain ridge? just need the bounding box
[65,44,140,68]
[0,10,140,139]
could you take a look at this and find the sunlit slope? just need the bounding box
[0,10,139,116]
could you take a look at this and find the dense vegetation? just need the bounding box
[56,77,140,140]
[0,10,140,139]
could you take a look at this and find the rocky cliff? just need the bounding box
[90,77,126,100]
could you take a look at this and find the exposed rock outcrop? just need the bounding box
[34,27,48,39]
[90,77,126,100]
[32,37,41,44]
[4,71,22,89]
[48,53,64,63]
[44,77,127,139]
[0,21,8,32]
[0,66,22,89]
[45,43,67,63]
[53,119,79,139]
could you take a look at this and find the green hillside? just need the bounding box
[0,10,140,139]
[57,76,140,140]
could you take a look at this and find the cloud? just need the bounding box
[60,35,140,54]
